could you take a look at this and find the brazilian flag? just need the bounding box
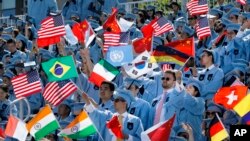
[42,56,78,82]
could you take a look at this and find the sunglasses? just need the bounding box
[114,98,126,103]
[161,77,171,81]
[206,112,215,115]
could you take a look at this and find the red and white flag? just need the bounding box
[37,13,66,47]
[103,31,130,52]
[237,0,246,5]
[43,79,77,106]
[196,16,211,40]
[141,114,175,141]
[5,115,28,141]
[11,70,43,99]
[152,17,173,36]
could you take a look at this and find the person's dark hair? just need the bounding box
[0,84,9,93]
[7,38,16,45]
[101,81,115,91]
[193,85,201,97]
[138,12,146,24]
[164,70,176,81]
[0,62,4,69]
[28,28,35,40]
[203,50,214,63]
[19,40,27,52]
[12,29,19,38]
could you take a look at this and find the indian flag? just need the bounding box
[58,111,97,139]
[26,105,60,140]
[89,59,119,86]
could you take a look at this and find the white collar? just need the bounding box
[207,64,215,71]
[115,112,128,118]
[163,88,174,94]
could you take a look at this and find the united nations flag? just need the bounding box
[106,45,133,67]
[42,56,78,82]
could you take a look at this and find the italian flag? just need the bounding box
[58,111,97,139]
[5,115,28,141]
[26,105,60,140]
[89,59,119,86]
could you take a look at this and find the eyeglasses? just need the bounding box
[161,77,171,81]
[114,98,126,103]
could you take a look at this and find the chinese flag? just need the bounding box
[72,22,84,43]
[213,86,248,110]
[132,36,152,54]
[141,114,175,141]
[106,116,123,139]
[103,8,121,33]
[141,18,157,37]
[165,37,195,57]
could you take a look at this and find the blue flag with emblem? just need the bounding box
[106,45,133,67]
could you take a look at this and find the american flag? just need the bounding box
[189,0,208,16]
[43,79,77,106]
[186,0,198,10]
[237,0,246,5]
[196,16,211,40]
[103,31,130,52]
[11,70,42,99]
[152,17,173,36]
[162,64,172,72]
[38,14,66,39]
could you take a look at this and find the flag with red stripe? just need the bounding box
[237,0,246,5]
[11,70,42,99]
[189,0,208,16]
[209,114,229,141]
[103,31,130,52]
[196,16,211,40]
[37,13,66,47]
[152,17,173,36]
[43,79,77,106]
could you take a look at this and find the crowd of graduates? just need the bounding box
[0,0,250,140]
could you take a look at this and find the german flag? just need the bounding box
[151,37,195,66]
[209,115,229,141]
[151,45,190,66]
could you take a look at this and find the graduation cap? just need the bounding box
[39,48,54,61]
[146,5,155,11]
[182,25,194,36]
[226,23,240,31]
[207,102,223,113]
[202,49,220,66]
[118,7,126,15]
[16,33,28,44]
[209,8,224,18]
[132,7,140,14]
[242,12,250,20]
[221,17,233,27]
[113,89,135,107]
[25,15,36,25]
[123,77,143,88]
[124,13,136,21]
[186,79,203,94]
[3,26,15,33]
[72,102,85,112]
[174,17,186,28]
[223,4,235,12]
[60,99,74,109]
[16,20,25,27]
[225,7,241,18]
[3,69,15,79]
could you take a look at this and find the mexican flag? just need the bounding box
[26,105,60,140]
[58,111,97,139]
[89,59,120,86]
